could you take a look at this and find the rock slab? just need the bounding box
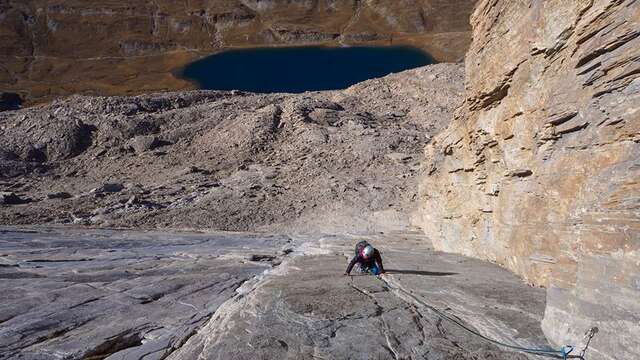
[0,227,292,360]
[0,228,552,359]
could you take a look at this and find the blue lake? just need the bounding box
[179,46,434,93]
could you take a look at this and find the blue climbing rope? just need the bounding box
[375,275,592,359]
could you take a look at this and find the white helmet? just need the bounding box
[361,245,374,259]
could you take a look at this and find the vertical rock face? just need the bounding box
[419,0,639,358]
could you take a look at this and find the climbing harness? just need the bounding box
[374,275,598,359]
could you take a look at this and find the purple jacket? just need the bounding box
[346,247,384,274]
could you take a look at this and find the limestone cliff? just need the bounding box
[0,0,476,104]
[419,1,639,358]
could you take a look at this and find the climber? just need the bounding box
[344,240,385,276]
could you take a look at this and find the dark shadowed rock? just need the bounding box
[0,192,25,205]
[0,92,21,111]
[90,183,124,194]
[0,150,19,161]
[46,192,72,199]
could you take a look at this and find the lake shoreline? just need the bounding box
[3,32,469,108]
[178,45,435,94]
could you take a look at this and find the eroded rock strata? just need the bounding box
[419,1,639,358]
[0,0,476,104]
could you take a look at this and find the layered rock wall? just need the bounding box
[419,1,639,358]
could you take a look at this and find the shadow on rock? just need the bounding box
[385,269,458,276]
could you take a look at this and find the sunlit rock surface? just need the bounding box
[419,1,640,358]
[1,228,547,359]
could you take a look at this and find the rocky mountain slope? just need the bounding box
[0,0,476,104]
[0,64,464,234]
[1,1,638,359]
[419,0,639,358]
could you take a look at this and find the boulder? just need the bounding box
[126,195,138,206]
[46,192,72,199]
[0,192,24,205]
[90,183,124,194]
[0,149,19,161]
[127,135,161,154]
[180,166,203,176]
